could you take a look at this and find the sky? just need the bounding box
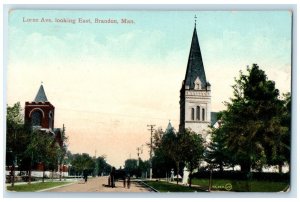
[7,10,291,168]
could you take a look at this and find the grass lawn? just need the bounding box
[6,181,72,192]
[143,181,206,192]
[192,178,289,192]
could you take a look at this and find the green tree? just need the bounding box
[220,64,289,172]
[6,102,31,186]
[124,159,138,175]
[25,130,59,182]
[154,128,205,186]
[281,93,291,169]
[151,128,174,178]
[95,155,111,176]
[71,153,95,177]
[179,129,205,187]
[152,148,176,178]
[160,129,183,184]
[138,159,150,178]
[264,93,291,172]
[205,123,233,172]
[6,102,69,184]
[6,102,25,165]
[56,127,68,181]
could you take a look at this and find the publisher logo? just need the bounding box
[225,183,232,191]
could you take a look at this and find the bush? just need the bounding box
[192,171,289,182]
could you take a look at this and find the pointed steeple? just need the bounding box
[166,121,174,133]
[183,23,207,90]
[34,83,48,102]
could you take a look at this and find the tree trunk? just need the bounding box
[28,170,31,184]
[189,164,193,188]
[208,169,212,191]
[278,163,283,173]
[219,164,223,172]
[59,161,62,181]
[42,165,45,183]
[240,163,251,173]
[176,161,179,185]
[11,164,15,187]
[189,172,192,188]
[28,164,32,184]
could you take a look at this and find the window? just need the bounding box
[31,110,42,126]
[49,111,53,129]
[202,108,205,121]
[191,108,195,120]
[196,106,200,120]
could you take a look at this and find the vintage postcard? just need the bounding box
[5,9,292,194]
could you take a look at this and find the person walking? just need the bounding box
[123,175,126,188]
[127,175,131,189]
[83,170,88,183]
[110,167,116,188]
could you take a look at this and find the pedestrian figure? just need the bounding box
[110,167,116,188]
[127,175,131,189]
[123,175,126,188]
[83,170,88,183]
[108,176,111,187]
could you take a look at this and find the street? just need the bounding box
[46,176,153,192]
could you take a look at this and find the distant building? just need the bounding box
[179,23,218,141]
[165,121,175,134]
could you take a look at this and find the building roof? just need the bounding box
[183,26,207,89]
[34,84,48,102]
[210,112,218,126]
[166,121,174,133]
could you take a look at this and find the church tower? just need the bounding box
[179,20,211,138]
[24,84,55,130]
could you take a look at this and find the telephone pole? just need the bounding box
[136,145,143,167]
[147,124,155,180]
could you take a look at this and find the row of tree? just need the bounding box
[65,152,112,177]
[151,127,205,186]
[123,158,150,177]
[6,102,67,184]
[150,64,291,186]
[6,102,112,184]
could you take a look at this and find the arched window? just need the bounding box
[196,106,200,120]
[202,108,205,121]
[191,108,195,120]
[31,110,42,126]
[49,111,53,129]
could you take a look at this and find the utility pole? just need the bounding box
[147,124,155,180]
[136,145,143,167]
[137,147,140,167]
[94,150,98,177]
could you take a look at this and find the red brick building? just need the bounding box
[24,84,66,172]
[25,84,55,130]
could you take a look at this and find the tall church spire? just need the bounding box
[183,22,207,90]
[179,19,211,135]
[34,83,48,102]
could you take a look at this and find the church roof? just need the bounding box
[166,121,174,133]
[183,26,207,89]
[210,112,218,126]
[34,84,48,102]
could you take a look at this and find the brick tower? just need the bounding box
[24,84,55,130]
